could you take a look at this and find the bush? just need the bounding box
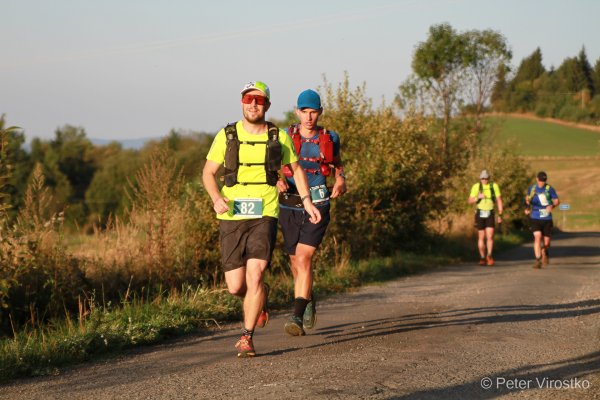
[1,165,89,333]
[317,75,440,257]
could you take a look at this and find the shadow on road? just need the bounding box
[263,299,600,356]
[388,350,600,399]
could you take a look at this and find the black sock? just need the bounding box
[293,297,310,319]
[242,328,254,338]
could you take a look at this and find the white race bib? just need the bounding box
[233,198,263,218]
[538,193,549,206]
[539,209,550,218]
[479,210,491,218]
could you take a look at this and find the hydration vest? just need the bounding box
[282,124,334,177]
[222,122,282,187]
[477,182,496,205]
[527,184,552,205]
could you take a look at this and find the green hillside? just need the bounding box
[489,116,600,157]
[484,116,600,230]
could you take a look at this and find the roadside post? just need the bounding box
[559,203,570,231]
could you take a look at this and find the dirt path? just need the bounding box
[2,232,599,399]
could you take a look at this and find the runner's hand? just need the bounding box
[276,179,289,193]
[213,197,229,214]
[330,176,347,198]
[304,201,322,224]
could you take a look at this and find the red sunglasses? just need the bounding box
[242,94,268,105]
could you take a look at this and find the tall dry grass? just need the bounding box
[77,146,221,295]
[1,145,221,334]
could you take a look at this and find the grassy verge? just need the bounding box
[0,233,525,383]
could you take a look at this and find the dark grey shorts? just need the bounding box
[530,218,553,237]
[219,217,278,272]
[279,204,331,255]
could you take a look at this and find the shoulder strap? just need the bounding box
[223,123,240,187]
[318,127,334,164]
[477,181,496,204]
[288,124,302,156]
[527,185,536,201]
[265,121,282,185]
[544,184,552,203]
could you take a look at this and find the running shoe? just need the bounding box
[303,297,317,330]
[256,282,270,328]
[541,249,550,265]
[478,258,486,266]
[235,335,256,358]
[533,259,542,269]
[486,255,495,266]
[284,315,305,336]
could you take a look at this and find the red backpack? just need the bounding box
[282,124,334,177]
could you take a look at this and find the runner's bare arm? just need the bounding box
[496,195,504,222]
[287,161,322,224]
[202,160,229,214]
[547,197,560,214]
[330,157,346,198]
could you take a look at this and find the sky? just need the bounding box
[2,0,600,142]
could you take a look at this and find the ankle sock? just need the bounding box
[242,328,254,338]
[293,297,310,319]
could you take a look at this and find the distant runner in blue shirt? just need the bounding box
[525,171,560,269]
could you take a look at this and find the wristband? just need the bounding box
[301,195,310,202]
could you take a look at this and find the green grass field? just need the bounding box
[489,115,600,230]
[488,116,600,157]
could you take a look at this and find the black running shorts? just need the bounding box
[474,210,495,230]
[530,218,553,237]
[219,217,278,272]
[279,204,331,255]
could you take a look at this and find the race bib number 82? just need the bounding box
[233,198,263,218]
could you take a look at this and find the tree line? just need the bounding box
[491,46,600,123]
[2,24,597,231]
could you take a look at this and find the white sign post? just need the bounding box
[559,203,570,231]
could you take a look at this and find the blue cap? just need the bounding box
[297,89,322,109]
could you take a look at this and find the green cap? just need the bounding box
[241,81,270,100]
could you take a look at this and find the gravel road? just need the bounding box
[2,232,599,400]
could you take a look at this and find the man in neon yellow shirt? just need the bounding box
[202,81,321,358]
[468,169,503,266]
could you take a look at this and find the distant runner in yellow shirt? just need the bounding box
[468,170,503,266]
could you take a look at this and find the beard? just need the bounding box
[243,107,266,124]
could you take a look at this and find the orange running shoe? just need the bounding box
[256,283,270,328]
[235,335,256,358]
[486,255,495,266]
[478,258,486,266]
